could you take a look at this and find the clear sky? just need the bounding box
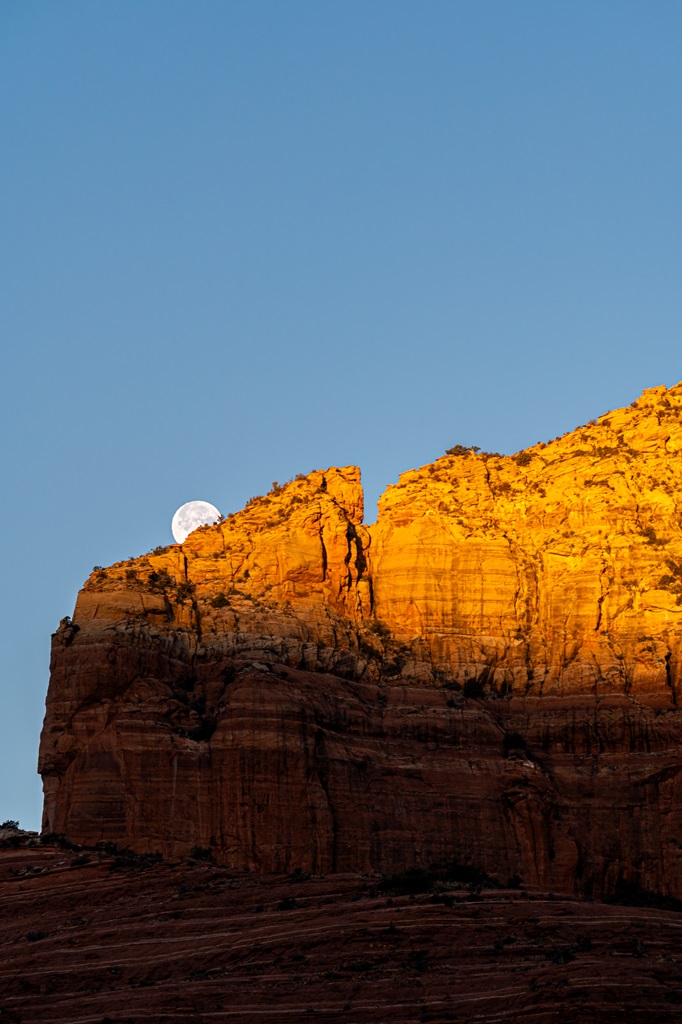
[2,1,681,830]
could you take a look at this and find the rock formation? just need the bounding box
[39,384,682,898]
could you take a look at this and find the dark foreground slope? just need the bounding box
[3,841,682,1024]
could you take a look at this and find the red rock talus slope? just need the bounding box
[39,385,682,896]
[4,842,682,1024]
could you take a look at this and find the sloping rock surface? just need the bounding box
[3,843,682,1024]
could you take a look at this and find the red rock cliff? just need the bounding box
[39,387,682,898]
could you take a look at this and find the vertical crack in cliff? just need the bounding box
[319,522,328,583]
[665,650,677,705]
[313,728,337,872]
[499,529,534,695]
[595,558,609,633]
[349,523,368,580]
[191,599,202,641]
[342,523,354,593]
[609,636,631,696]
[481,458,499,531]
[368,577,375,618]
[620,473,644,535]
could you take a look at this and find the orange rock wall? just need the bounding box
[372,383,682,697]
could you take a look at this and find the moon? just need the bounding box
[171,500,222,544]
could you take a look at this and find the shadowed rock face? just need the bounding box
[39,386,682,897]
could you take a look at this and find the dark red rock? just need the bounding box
[3,843,682,1024]
[39,618,682,898]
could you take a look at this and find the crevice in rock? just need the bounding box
[665,651,677,705]
[319,526,328,582]
[313,728,337,872]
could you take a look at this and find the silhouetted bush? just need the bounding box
[503,732,527,755]
[40,832,77,849]
[370,620,391,640]
[657,559,682,604]
[379,860,501,896]
[379,868,436,895]
[445,862,500,889]
[446,445,480,457]
[606,882,682,913]
[187,719,216,742]
[642,526,667,546]
[95,840,120,855]
[175,581,196,604]
[147,569,174,592]
[288,868,312,883]
[0,819,18,829]
[190,846,214,862]
[463,678,485,699]
[109,850,163,872]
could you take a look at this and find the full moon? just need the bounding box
[171,500,222,544]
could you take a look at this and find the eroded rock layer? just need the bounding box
[39,385,682,896]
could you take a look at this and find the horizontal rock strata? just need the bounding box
[3,844,682,1024]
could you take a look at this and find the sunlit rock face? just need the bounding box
[39,385,682,897]
[371,382,682,698]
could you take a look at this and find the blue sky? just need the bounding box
[2,1,681,830]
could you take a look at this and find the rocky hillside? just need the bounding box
[3,839,682,1024]
[39,383,682,897]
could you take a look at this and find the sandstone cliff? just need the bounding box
[39,384,682,898]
